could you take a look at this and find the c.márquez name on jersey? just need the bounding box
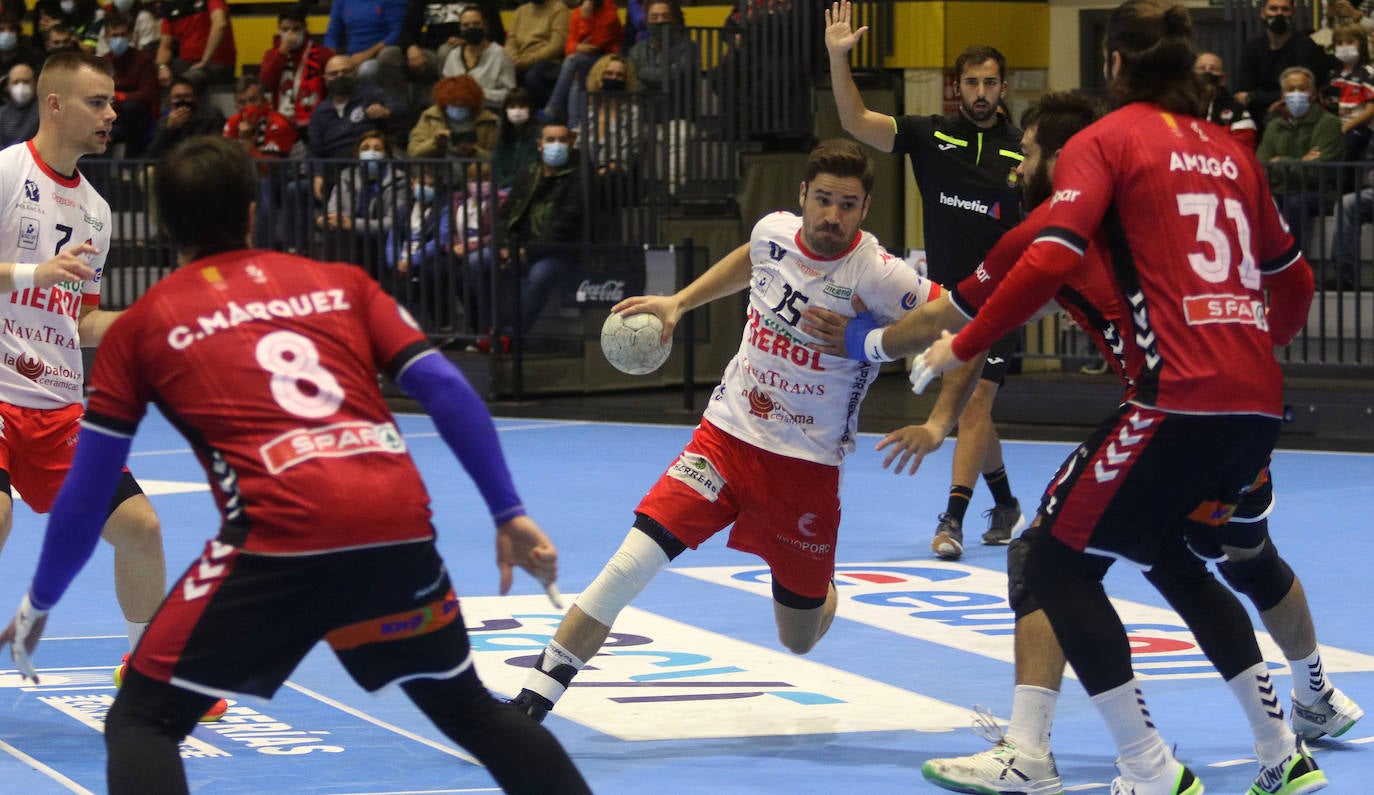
[167,289,351,350]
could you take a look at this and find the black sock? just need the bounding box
[984,466,1015,506]
[945,485,974,521]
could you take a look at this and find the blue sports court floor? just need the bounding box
[1,412,1370,793]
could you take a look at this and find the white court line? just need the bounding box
[0,738,94,794]
[326,789,500,794]
[281,681,483,767]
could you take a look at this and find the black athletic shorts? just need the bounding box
[1034,404,1279,568]
[127,538,474,699]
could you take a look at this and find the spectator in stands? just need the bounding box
[408,73,498,159]
[224,75,299,249]
[540,0,620,127]
[387,162,457,329]
[492,86,539,190]
[259,6,333,137]
[620,0,647,53]
[0,61,37,146]
[383,0,468,102]
[1329,154,1374,290]
[43,23,78,56]
[1196,51,1257,149]
[505,0,568,111]
[1311,0,1364,52]
[1324,22,1374,158]
[317,129,407,277]
[1257,65,1344,253]
[308,53,399,160]
[440,5,515,110]
[0,12,45,79]
[324,0,407,99]
[94,0,159,56]
[144,74,225,157]
[154,0,236,91]
[32,0,97,41]
[584,54,641,242]
[1235,0,1336,134]
[628,0,696,97]
[467,120,581,343]
[102,11,156,156]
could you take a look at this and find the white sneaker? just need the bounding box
[1250,737,1327,795]
[1109,760,1203,795]
[1290,687,1363,741]
[921,707,1063,795]
[921,741,1062,794]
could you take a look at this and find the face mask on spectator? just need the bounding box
[1336,45,1360,64]
[8,82,32,106]
[114,0,135,11]
[329,77,356,98]
[108,36,130,56]
[282,31,304,51]
[648,22,671,37]
[59,0,75,13]
[1198,72,1220,88]
[601,77,626,92]
[0,32,16,52]
[170,98,194,111]
[359,148,384,175]
[460,27,484,45]
[506,107,530,124]
[446,105,471,122]
[1285,91,1311,117]
[1266,14,1289,35]
[542,141,569,167]
[413,183,436,204]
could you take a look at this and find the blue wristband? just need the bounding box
[843,311,883,361]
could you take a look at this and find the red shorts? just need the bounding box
[635,420,841,599]
[0,402,83,514]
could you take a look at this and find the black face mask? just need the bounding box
[170,99,194,111]
[601,78,626,92]
[1266,15,1290,35]
[1199,72,1221,88]
[329,76,356,98]
[460,27,484,45]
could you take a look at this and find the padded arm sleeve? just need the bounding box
[953,240,1081,361]
[396,351,526,524]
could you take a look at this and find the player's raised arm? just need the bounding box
[825,1,896,152]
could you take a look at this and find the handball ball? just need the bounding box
[601,312,672,375]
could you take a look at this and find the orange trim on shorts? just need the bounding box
[1188,500,1239,527]
[325,589,461,651]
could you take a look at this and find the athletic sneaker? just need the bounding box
[509,688,553,723]
[931,513,964,560]
[922,741,1062,795]
[1250,737,1327,795]
[1109,760,1203,795]
[1291,687,1363,740]
[115,654,229,723]
[981,500,1026,545]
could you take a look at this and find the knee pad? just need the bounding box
[1217,539,1295,612]
[1006,533,1039,619]
[573,525,672,626]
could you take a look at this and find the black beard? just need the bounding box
[962,99,997,123]
[1022,160,1053,212]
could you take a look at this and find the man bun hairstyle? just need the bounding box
[1105,0,1204,116]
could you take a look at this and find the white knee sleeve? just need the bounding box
[574,528,671,626]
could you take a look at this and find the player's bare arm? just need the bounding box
[76,306,123,348]
[612,243,752,345]
[875,355,983,475]
[825,1,895,152]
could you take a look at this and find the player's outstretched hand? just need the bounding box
[36,243,99,289]
[611,295,679,345]
[875,423,946,475]
[496,516,561,605]
[909,330,962,394]
[0,593,50,683]
[801,295,882,360]
[824,1,868,56]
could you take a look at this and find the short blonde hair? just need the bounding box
[586,54,639,92]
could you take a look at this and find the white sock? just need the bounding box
[126,620,148,651]
[520,640,586,705]
[1291,647,1330,702]
[1004,685,1057,757]
[1227,662,1293,765]
[1091,680,1171,781]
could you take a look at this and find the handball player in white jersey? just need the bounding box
[0,51,167,675]
[510,139,963,722]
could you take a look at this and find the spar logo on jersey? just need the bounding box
[1182,294,1268,330]
[23,179,38,203]
[259,420,408,474]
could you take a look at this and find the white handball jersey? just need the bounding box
[704,211,941,466]
[0,141,110,409]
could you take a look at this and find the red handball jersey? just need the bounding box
[955,103,1313,417]
[951,201,1135,391]
[84,251,436,554]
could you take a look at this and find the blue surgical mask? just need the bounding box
[413,184,436,203]
[113,0,135,10]
[108,37,130,56]
[359,148,383,175]
[1285,91,1311,118]
[445,105,471,123]
[542,141,569,167]
[0,32,16,52]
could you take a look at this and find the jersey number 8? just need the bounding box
[255,330,344,419]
